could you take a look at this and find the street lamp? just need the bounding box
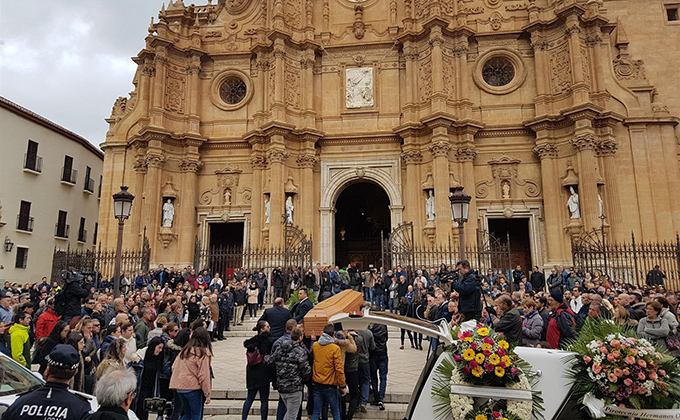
[450,186,471,262]
[112,186,135,298]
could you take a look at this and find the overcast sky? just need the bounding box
[0,1,166,148]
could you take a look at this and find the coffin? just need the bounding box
[303,290,364,337]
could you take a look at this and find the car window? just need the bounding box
[0,357,42,396]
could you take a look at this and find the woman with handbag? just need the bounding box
[242,320,274,420]
[134,337,166,420]
[169,327,213,420]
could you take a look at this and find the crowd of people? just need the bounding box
[0,260,678,420]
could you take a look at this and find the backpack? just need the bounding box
[246,348,264,366]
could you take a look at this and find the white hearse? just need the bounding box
[330,309,585,420]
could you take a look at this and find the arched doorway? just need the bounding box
[334,182,391,271]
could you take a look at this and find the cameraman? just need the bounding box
[451,260,480,321]
[55,272,90,323]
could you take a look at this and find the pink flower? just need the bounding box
[649,371,658,380]
[492,412,501,419]
[629,348,638,356]
[607,353,616,363]
[599,346,609,355]
[511,367,518,376]
[483,350,492,357]
[485,363,494,372]
[638,372,646,381]
[484,337,494,344]
[463,366,470,375]
[470,360,478,369]
[659,369,667,377]
[622,369,630,376]
[611,351,621,359]
[498,348,506,357]
[637,359,647,368]
[625,356,636,365]
[624,378,633,386]
[613,368,623,377]
[608,373,618,383]
[583,356,592,363]
[592,364,602,374]
[471,343,478,350]
[454,355,462,362]
[610,339,621,348]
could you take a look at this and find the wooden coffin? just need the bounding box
[303,290,364,337]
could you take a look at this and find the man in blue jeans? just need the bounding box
[369,323,388,410]
[355,328,375,413]
[310,324,347,420]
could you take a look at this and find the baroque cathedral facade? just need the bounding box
[98,0,680,270]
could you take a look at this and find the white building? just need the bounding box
[0,96,103,283]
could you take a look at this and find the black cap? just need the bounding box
[0,291,10,299]
[46,344,80,370]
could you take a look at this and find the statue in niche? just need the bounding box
[162,199,175,228]
[285,196,294,224]
[567,187,580,219]
[224,189,232,206]
[425,190,435,221]
[264,197,271,224]
[502,182,511,200]
[449,192,454,220]
[599,194,604,217]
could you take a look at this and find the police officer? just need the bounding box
[2,344,94,420]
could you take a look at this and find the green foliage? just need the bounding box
[431,354,457,420]
[285,287,317,309]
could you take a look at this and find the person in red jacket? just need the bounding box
[546,291,576,349]
[36,297,62,340]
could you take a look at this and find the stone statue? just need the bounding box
[224,189,231,205]
[264,197,271,224]
[345,67,374,109]
[449,192,454,220]
[425,190,435,221]
[567,187,580,219]
[598,194,604,217]
[285,196,294,224]
[162,199,175,228]
[502,182,511,199]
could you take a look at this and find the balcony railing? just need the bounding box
[55,223,70,239]
[17,215,34,232]
[84,178,95,193]
[61,167,77,184]
[78,229,87,243]
[24,154,43,172]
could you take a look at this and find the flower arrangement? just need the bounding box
[432,325,543,420]
[566,320,680,419]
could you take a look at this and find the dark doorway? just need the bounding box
[208,222,244,278]
[335,182,391,271]
[487,218,532,272]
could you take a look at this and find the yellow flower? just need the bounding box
[501,418,508,420]
[463,349,475,361]
[481,343,493,352]
[475,353,485,364]
[495,366,506,377]
[477,327,490,337]
[472,367,484,377]
[488,354,500,365]
[498,340,509,350]
[501,356,512,366]
[464,337,473,343]
[475,415,487,420]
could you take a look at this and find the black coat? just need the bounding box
[292,298,314,323]
[369,324,388,356]
[259,306,292,340]
[56,281,90,319]
[530,271,545,291]
[244,333,275,389]
[495,307,523,345]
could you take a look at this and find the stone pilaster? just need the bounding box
[401,147,423,242]
[186,55,201,134]
[570,134,601,231]
[267,145,289,247]
[150,46,168,127]
[534,143,564,263]
[130,155,148,248]
[142,153,166,259]
[297,152,319,238]
[249,155,267,247]
[429,138,452,245]
[456,146,478,246]
[177,158,203,263]
[596,140,623,241]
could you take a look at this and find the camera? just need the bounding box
[61,270,85,284]
[144,397,172,416]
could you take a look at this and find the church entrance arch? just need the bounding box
[319,158,404,265]
[334,182,391,271]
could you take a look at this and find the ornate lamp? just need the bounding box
[449,186,472,261]
[112,186,135,298]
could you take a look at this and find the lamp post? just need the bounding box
[112,186,135,298]
[450,186,471,262]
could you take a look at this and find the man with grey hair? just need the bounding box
[93,369,137,420]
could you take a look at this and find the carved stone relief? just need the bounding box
[110,97,129,122]
[345,67,374,109]
[613,58,646,81]
[419,60,432,103]
[580,46,591,88]
[550,44,572,94]
[269,70,276,104]
[285,0,302,28]
[475,155,541,199]
[443,56,455,99]
[285,65,301,108]
[165,70,186,113]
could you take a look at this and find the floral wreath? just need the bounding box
[432,325,544,420]
[566,320,680,419]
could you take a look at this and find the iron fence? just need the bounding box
[572,231,680,291]
[51,236,150,284]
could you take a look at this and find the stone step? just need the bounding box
[211,389,412,404]
[203,400,408,419]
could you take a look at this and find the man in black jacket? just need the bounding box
[292,288,314,323]
[530,266,545,292]
[368,323,388,410]
[55,276,90,323]
[493,295,523,345]
[451,260,480,321]
[547,267,562,294]
[259,297,293,340]
[512,265,525,292]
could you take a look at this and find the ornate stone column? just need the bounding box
[186,54,201,134]
[249,155,267,247]
[401,147,423,242]
[271,39,286,121]
[267,145,289,248]
[530,34,550,116]
[139,59,155,118]
[177,158,203,264]
[565,17,588,103]
[429,137,452,245]
[403,43,418,119]
[533,143,564,264]
[300,50,316,127]
[429,27,446,111]
[150,45,168,127]
[596,140,623,241]
[130,155,148,248]
[142,153,166,257]
[296,152,318,239]
[570,134,601,231]
[456,146,478,246]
